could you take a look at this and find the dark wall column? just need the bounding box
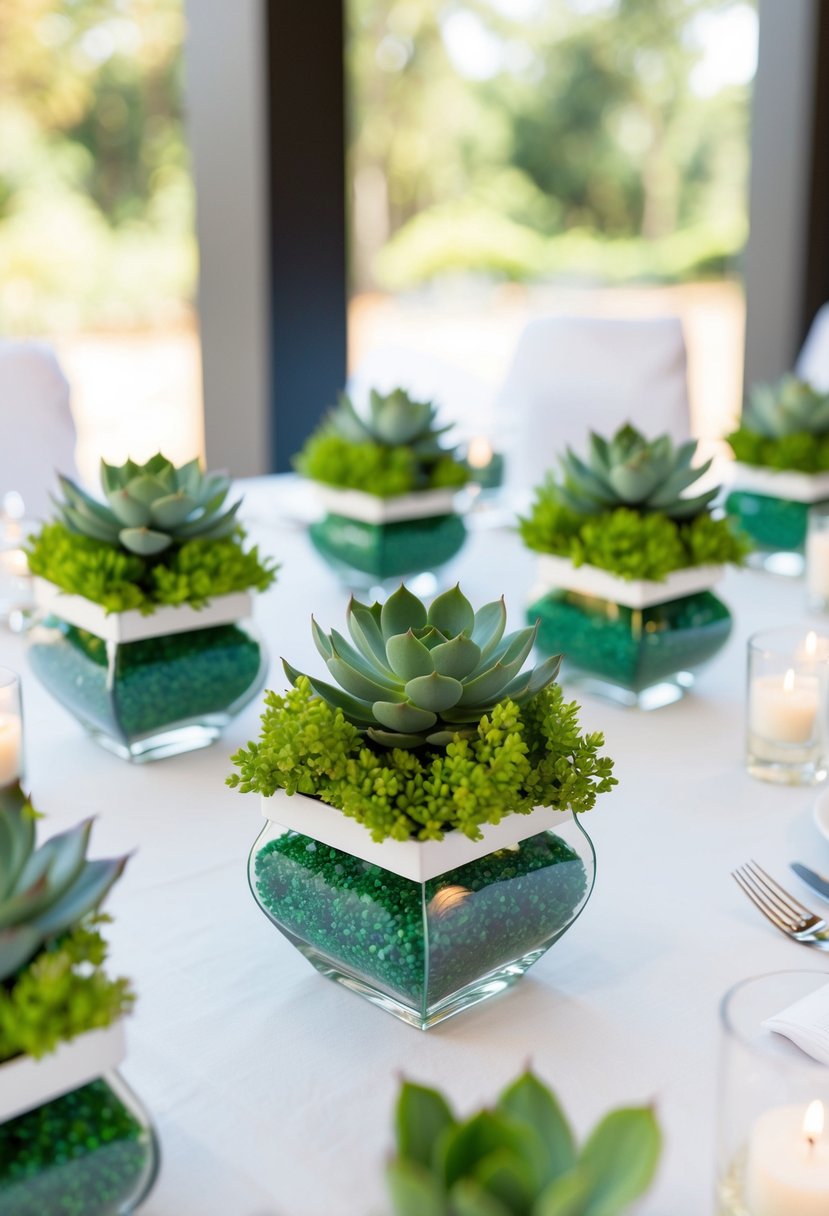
[267,3,348,471]
[802,2,829,343]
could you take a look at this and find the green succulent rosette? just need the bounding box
[284,584,562,748]
[728,375,829,473]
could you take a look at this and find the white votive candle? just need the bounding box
[750,669,819,744]
[745,1102,829,1216]
[0,712,22,786]
[807,530,829,601]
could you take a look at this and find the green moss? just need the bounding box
[0,1079,152,1216]
[295,432,468,496]
[28,619,264,742]
[728,426,829,474]
[519,482,748,580]
[0,920,133,1066]
[229,679,615,843]
[253,829,587,1008]
[27,521,277,614]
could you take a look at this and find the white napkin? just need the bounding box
[763,981,829,1065]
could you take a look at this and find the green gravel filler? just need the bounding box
[29,616,264,743]
[0,1078,154,1216]
[725,489,814,553]
[530,589,732,692]
[309,512,467,580]
[252,829,588,1010]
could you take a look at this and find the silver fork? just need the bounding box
[732,861,829,948]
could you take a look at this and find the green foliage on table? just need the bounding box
[28,521,277,614]
[558,427,717,521]
[0,782,128,984]
[228,676,615,843]
[284,584,562,748]
[728,376,829,473]
[520,484,748,582]
[295,389,469,496]
[55,454,242,556]
[388,1071,661,1216]
[0,916,133,1064]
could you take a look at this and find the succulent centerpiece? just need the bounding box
[726,375,829,569]
[0,782,158,1215]
[388,1070,661,1216]
[229,584,615,1029]
[520,424,748,708]
[26,453,277,761]
[295,388,470,588]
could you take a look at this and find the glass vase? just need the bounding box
[717,971,829,1215]
[27,585,267,762]
[249,799,595,1030]
[530,587,732,710]
[309,511,467,591]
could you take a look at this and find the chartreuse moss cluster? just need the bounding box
[0,917,133,1065]
[28,453,277,614]
[521,424,748,581]
[229,677,614,842]
[728,375,829,473]
[388,1071,661,1216]
[295,387,469,496]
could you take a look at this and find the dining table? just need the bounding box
[6,474,829,1216]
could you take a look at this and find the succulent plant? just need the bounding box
[53,453,241,557]
[328,388,453,455]
[557,424,717,521]
[388,1071,662,1216]
[284,584,561,748]
[741,375,829,438]
[0,782,128,983]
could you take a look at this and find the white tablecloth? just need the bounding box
[7,477,829,1216]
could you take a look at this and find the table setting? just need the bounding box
[6,375,829,1214]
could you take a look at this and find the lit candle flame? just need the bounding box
[784,668,796,694]
[467,437,493,470]
[804,1100,824,1146]
[806,631,819,657]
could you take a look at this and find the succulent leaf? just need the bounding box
[287,584,559,748]
[0,783,129,983]
[742,375,829,439]
[557,424,715,520]
[53,454,243,556]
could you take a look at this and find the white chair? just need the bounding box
[0,342,78,520]
[796,303,829,391]
[496,316,691,493]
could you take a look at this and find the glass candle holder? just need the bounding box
[717,971,829,1215]
[746,628,829,785]
[807,505,829,612]
[0,668,24,789]
[0,512,34,633]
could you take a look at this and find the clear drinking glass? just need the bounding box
[746,628,829,785]
[717,971,829,1215]
[0,668,24,789]
[806,505,829,612]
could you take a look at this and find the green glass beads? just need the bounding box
[309,512,467,584]
[531,588,732,708]
[0,1075,158,1216]
[28,614,267,761]
[249,815,594,1029]
[725,489,814,555]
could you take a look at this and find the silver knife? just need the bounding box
[791,862,829,901]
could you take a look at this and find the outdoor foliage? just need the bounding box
[228,676,615,843]
[388,1070,661,1216]
[519,481,748,580]
[0,0,753,328]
